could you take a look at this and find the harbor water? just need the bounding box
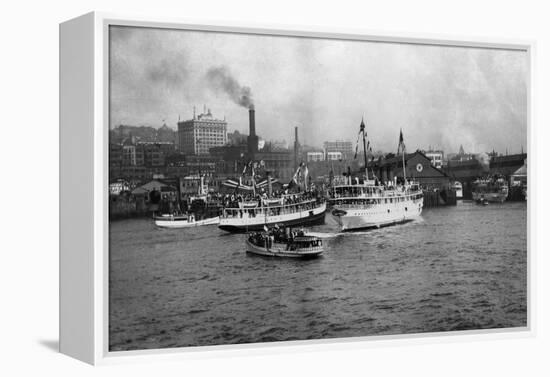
[109,201,527,351]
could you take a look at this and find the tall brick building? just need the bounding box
[177,108,227,155]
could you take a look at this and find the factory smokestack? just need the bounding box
[249,108,256,137]
[247,108,258,158]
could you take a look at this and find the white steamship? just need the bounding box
[329,120,424,231]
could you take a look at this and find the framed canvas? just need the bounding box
[59,12,535,365]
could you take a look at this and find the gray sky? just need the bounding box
[110,26,528,155]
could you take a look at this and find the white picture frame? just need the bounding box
[59,11,535,365]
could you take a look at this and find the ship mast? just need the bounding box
[251,163,256,196]
[402,150,406,186]
[361,118,368,179]
[398,129,406,186]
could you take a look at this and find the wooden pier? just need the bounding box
[423,189,457,208]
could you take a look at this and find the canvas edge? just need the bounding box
[57,10,537,365]
[59,11,97,365]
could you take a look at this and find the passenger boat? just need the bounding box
[472,176,509,203]
[154,213,220,228]
[219,194,326,232]
[330,181,423,231]
[329,120,424,231]
[245,228,324,258]
[219,162,326,233]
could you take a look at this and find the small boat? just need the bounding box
[245,228,324,258]
[472,176,508,203]
[154,213,220,228]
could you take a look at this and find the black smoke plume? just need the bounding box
[206,66,254,109]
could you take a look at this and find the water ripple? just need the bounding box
[109,201,527,350]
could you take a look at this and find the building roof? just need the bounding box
[372,151,449,177]
[131,180,176,195]
[375,151,431,166]
[512,164,527,177]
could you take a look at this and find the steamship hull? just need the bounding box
[219,202,326,233]
[331,197,423,232]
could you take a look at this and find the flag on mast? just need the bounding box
[354,117,367,160]
[353,130,361,159]
[397,129,406,154]
[397,129,407,183]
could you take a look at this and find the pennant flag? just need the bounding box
[354,117,367,160]
[353,127,361,160]
[397,129,406,154]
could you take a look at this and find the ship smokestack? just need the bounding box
[247,108,258,158]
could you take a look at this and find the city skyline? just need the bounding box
[110,26,528,155]
[109,121,523,157]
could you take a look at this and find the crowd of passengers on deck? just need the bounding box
[222,190,322,218]
[222,189,321,209]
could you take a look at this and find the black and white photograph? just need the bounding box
[107,25,528,351]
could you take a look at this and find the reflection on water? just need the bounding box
[109,201,527,351]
